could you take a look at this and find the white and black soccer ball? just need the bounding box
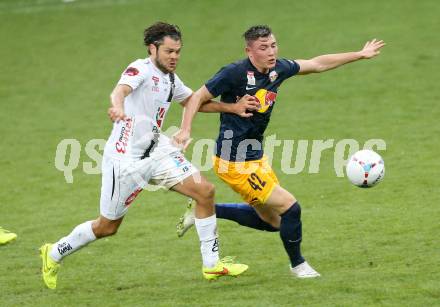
[346,150,385,188]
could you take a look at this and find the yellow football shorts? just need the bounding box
[213,155,279,206]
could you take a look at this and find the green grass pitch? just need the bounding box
[0,0,439,306]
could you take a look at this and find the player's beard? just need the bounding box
[154,56,175,74]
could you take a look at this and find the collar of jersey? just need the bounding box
[246,58,275,76]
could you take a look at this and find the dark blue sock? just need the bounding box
[215,203,279,232]
[280,202,305,267]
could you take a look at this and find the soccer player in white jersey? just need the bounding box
[39,22,248,289]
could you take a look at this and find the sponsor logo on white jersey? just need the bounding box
[155,107,166,128]
[124,67,139,76]
[115,118,133,154]
[152,76,160,92]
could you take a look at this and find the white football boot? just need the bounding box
[176,198,195,237]
[290,261,321,278]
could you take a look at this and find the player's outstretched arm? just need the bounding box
[108,84,132,122]
[296,39,386,75]
[199,94,259,117]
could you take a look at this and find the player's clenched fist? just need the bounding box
[233,94,260,117]
[172,129,192,151]
[107,106,127,122]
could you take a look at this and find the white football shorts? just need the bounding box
[100,148,198,220]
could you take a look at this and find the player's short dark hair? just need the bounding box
[143,22,182,54]
[243,25,272,44]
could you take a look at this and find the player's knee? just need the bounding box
[289,194,297,205]
[268,218,281,230]
[260,211,281,230]
[198,181,215,201]
[92,220,120,238]
[281,202,301,218]
[95,226,118,238]
[290,202,301,217]
[106,225,119,237]
[281,193,296,208]
[206,182,216,199]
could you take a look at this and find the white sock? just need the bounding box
[194,214,219,268]
[50,221,97,262]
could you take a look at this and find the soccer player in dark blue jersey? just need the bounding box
[174,25,385,277]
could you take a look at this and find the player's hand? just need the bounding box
[172,129,192,151]
[233,94,260,117]
[359,39,386,59]
[107,106,127,122]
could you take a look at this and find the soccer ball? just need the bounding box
[346,150,385,188]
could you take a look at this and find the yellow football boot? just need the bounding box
[0,227,17,245]
[203,256,249,280]
[39,243,60,289]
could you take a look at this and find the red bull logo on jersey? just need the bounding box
[254,89,277,113]
[115,118,132,154]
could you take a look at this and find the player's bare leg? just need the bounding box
[253,203,281,229]
[171,174,215,218]
[40,215,123,289]
[177,200,280,237]
[264,185,320,278]
[172,173,248,279]
[50,215,123,263]
[263,185,296,214]
[92,216,124,238]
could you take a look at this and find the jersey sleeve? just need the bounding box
[281,59,301,78]
[117,60,149,91]
[204,64,235,98]
[172,74,193,103]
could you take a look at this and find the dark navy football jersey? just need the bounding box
[205,58,300,161]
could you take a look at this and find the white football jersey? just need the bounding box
[104,58,192,161]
